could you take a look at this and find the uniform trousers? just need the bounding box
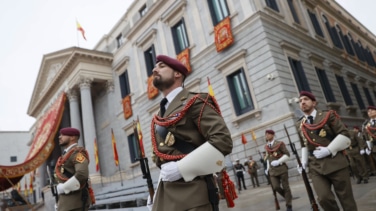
[270,171,292,207]
[248,171,259,187]
[310,167,357,211]
[348,150,369,180]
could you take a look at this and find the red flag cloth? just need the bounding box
[94,138,100,172]
[136,116,145,158]
[29,174,33,193]
[241,133,248,144]
[111,129,119,166]
[76,20,86,40]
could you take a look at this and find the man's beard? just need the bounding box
[153,74,175,91]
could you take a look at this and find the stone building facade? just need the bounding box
[26,0,376,209]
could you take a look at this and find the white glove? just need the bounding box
[264,169,268,175]
[313,146,331,159]
[243,171,246,175]
[366,148,371,155]
[360,149,365,155]
[271,160,280,166]
[160,161,182,182]
[147,195,153,211]
[56,183,64,195]
[297,162,308,174]
[54,204,58,211]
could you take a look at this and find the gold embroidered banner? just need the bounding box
[0,92,66,190]
[147,76,159,99]
[214,16,234,52]
[122,95,132,119]
[177,48,192,74]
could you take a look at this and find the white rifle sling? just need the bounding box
[327,134,351,157]
[177,142,224,182]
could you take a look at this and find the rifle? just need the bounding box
[284,125,319,211]
[266,172,280,210]
[133,121,154,203]
[46,166,59,204]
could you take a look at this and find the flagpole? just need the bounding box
[118,164,123,186]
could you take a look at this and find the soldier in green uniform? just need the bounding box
[347,126,369,184]
[55,127,91,211]
[362,105,376,175]
[296,91,357,211]
[264,129,292,211]
[148,55,233,211]
[245,156,260,188]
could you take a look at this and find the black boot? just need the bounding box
[356,178,362,184]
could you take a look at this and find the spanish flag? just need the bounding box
[94,138,100,172]
[24,180,28,196]
[29,174,33,194]
[241,133,248,145]
[207,77,215,97]
[111,129,119,166]
[136,116,145,158]
[76,20,86,40]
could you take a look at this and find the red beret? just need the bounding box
[60,127,80,136]
[265,130,275,135]
[299,91,316,101]
[367,106,376,110]
[156,55,188,76]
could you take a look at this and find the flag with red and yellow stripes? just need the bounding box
[76,20,86,40]
[111,129,119,166]
[94,138,100,172]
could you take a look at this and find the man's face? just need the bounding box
[59,134,71,147]
[152,62,176,91]
[265,133,274,141]
[299,96,316,114]
[249,156,253,160]
[367,109,376,118]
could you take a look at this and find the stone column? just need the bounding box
[106,80,115,121]
[67,89,83,146]
[79,77,96,174]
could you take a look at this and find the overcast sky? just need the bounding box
[0,0,374,131]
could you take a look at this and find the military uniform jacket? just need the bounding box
[151,89,233,211]
[347,130,366,156]
[246,160,259,174]
[362,119,376,152]
[55,146,90,211]
[265,140,290,176]
[296,110,350,175]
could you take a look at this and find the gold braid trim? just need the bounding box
[151,94,220,161]
[366,124,376,140]
[55,146,89,184]
[301,110,337,147]
[264,141,284,158]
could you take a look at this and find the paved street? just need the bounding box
[218,176,376,211]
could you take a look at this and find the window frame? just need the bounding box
[119,70,131,98]
[171,19,190,54]
[351,82,366,110]
[315,67,336,103]
[288,57,311,92]
[227,68,254,116]
[307,9,324,37]
[144,45,156,77]
[127,133,141,163]
[265,0,279,12]
[207,0,230,26]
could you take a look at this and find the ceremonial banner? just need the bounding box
[0,92,66,191]
[147,76,159,99]
[177,48,192,74]
[122,95,132,119]
[241,133,248,145]
[214,16,234,52]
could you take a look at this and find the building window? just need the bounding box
[287,0,300,24]
[351,83,365,110]
[353,41,366,62]
[322,15,343,49]
[144,45,156,77]
[127,133,141,163]
[335,75,353,106]
[265,0,279,12]
[116,33,123,49]
[207,0,229,25]
[227,68,254,116]
[171,19,189,54]
[315,68,335,102]
[10,156,17,162]
[139,4,148,17]
[119,70,131,98]
[336,26,354,56]
[307,9,324,37]
[288,57,310,92]
[365,47,376,67]
[363,87,374,106]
